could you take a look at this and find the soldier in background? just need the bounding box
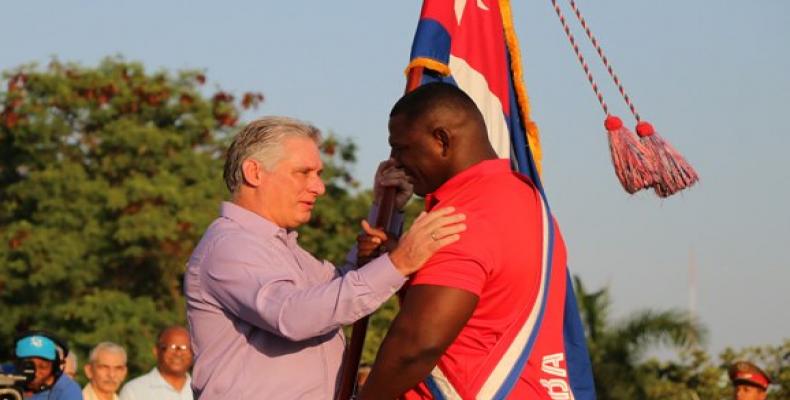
[729,360,771,400]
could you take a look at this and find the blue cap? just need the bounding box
[15,335,57,360]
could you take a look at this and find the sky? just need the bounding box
[2,0,788,356]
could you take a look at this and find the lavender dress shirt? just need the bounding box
[185,202,405,399]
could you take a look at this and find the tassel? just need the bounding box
[605,115,655,194]
[636,121,699,197]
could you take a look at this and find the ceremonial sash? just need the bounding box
[423,178,555,399]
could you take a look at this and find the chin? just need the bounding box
[290,213,312,228]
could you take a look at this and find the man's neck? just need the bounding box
[158,368,187,391]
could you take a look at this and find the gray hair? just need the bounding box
[88,342,127,365]
[223,116,321,193]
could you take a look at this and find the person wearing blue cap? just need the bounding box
[15,331,82,400]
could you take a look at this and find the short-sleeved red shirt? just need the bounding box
[402,159,570,399]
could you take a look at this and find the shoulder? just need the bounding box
[53,375,83,398]
[200,223,287,273]
[121,370,153,391]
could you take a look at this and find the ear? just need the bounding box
[432,128,451,157]
[84,363,93,380]
[241,159,264,187]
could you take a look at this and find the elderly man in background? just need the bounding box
[83,342,127,400]
[185,116,466,399]
[120,326,193,400]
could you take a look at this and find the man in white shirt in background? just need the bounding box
[120,326,193,400]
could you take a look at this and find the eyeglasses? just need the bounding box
[159,344,190,352]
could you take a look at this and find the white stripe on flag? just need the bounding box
[448,55,511,159]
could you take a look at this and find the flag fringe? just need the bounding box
[500,0,542,176]
[404,57,451,77]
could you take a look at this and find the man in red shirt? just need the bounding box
[359,82,594,399]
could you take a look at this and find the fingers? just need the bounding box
[376,158,397,173]
[374,159,398,182]
[360,219,388,242]
[432,233,462,247]
[357,220,390,260]
[377,168,410,185]
[427,219,467,241]
[387,207,466,276]
[413,207,465,231]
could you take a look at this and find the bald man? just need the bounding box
[120,326,194,400]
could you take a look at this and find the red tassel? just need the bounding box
[636,121,699,197]
[605,116,655,194]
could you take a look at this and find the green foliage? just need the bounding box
[0,57,254,376]
[574,276,790,398]
[574,276,707,399]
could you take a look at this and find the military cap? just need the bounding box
[729,360,771,391]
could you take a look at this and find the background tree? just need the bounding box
[0,57,239,375]
[574,276,706,399]
[0,58,309,374]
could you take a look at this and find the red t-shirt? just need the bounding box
[402,159,571,399]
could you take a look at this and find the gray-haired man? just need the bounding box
[83,342,127,400]
[185,116,466,399]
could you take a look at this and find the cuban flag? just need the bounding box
[404,0,596,398]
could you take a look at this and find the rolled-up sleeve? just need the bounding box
[201,232,405,342]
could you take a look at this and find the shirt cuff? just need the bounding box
[357,253,407,293]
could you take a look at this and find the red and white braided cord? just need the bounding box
[550,0,609,116]
[567,0,642,122]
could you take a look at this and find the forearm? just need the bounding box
[358,331,443,399]
[206,248,405,342]
[273,255,404,340]
[359,285,479,398]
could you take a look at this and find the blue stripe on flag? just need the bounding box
[563,270,597,399]
[410,19,452,65]
[504,48,545,197]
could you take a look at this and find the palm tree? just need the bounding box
[573,276,707,399]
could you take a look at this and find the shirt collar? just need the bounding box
[425,158,510,210]
[151,367,191,390]
[84,384,119,400]
[219,201,298,242]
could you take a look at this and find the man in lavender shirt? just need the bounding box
[184,116,466,399]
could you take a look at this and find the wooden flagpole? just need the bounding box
[337,67,424,400]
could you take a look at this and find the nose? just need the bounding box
[309,174,325,196]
